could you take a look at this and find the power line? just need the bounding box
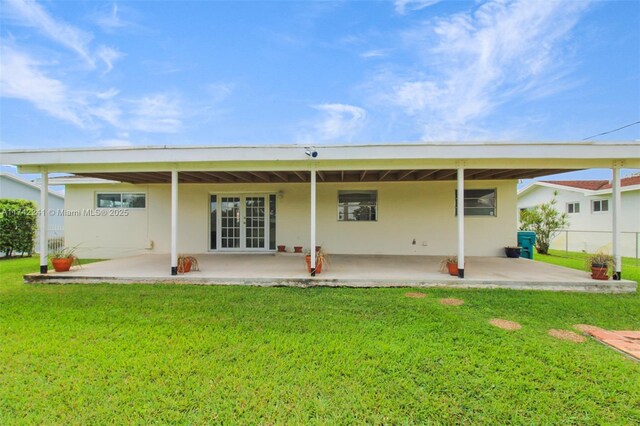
[582,120,640,141]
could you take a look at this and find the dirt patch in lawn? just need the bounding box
[573,324,604,334]
[489,319,521,331]
[405,292,426,299]
[548,329,586,343]
[439,298,464,306]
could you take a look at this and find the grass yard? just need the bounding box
[1,257,639,424]
[535,249,640,284]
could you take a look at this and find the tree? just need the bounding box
[519,192,568,255]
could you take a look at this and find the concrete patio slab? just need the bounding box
[24,254,637,293]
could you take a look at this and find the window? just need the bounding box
[338,191,377,221]
[97,192,146,209]
[566,202,580,214]
[455,189,496,216]
[592,199,609,213]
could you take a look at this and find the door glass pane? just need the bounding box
[245,196,265,249]
[269,194,276,250]
[210,195,217,250]
[221,197,240,248]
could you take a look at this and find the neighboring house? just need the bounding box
[0,172,65,253]
[2,142,638,278]
[0,171,65,228]
[517,175,640,257]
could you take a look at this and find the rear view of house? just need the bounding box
[2,141,639,281]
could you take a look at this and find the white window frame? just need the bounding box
[96,192,147,209]
[591,199,609,213]
[566,202,580,214]
[337,190,378,222]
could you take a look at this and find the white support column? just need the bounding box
[171,170,178,275]
[612,167,622,280]
[39,169,49,274]
[457,168,465,278]
[310,169,317,276]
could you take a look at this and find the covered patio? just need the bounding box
[24,253,637,293]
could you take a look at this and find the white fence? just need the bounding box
[34,225,65,254]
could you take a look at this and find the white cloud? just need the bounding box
[4,0,121,72]
[360,49,390,59]
[0,45,86,126]
[5,0,94,65]
[206,82,234,103]
[94,4,127,31]
[311,103,367,141]
[130,94,183,133]
[378,0,590,139]
[394,0,441,15]
[96,138,132,147]
[96,45,123,72]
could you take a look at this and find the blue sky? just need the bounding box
[1,0,638,181]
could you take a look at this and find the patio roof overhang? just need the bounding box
[3,141,639,182]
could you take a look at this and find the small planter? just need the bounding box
[446,262,458,276]
[315,246,322,252]
[305,255,323,274]
[180,259,192,274]
[294,246,303,253]
[51,257,74,272]
[591,264,609,280]
[504,246,522,258]
[277,245,286,253]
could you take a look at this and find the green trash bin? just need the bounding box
[517,231,536,259]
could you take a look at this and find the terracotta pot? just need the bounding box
[591,265,609,280]
[277,245,286,253]
[51,257,74,272]
[315,246,321,252]
[294,246,303,253]
[305,255,323,274]
[179,259,192,274]
[447,262,459,276]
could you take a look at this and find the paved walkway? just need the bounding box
[587,329,640,361]
[25,254,637,293]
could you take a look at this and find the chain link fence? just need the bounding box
[550,230,639,266]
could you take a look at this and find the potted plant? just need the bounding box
[439,256,459,276]
[504,246,522,258]
[178,255,200,274]
[50,246,79,272]
[294,245,303,253]
[305,249,327,274]
[585,252,615,280]
[277,245,286,253]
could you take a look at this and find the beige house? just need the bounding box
[2,142,639,280]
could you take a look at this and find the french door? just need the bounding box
[214,195,270,251]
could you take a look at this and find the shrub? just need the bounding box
[519,192,568,255]
[0,199,38,257]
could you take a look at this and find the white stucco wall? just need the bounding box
[518,186,640,256]
[64,180,519,259]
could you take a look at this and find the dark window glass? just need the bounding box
[122,193,146,208]
[338,191,377,221]
[455,189,496,216]
[210,195,217,250]
[97,193,122,208]
[269,194,276,250]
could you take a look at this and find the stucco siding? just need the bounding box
[65,180,518,259]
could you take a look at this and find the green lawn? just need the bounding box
[535,249,640,284]
[1,257,639,424]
